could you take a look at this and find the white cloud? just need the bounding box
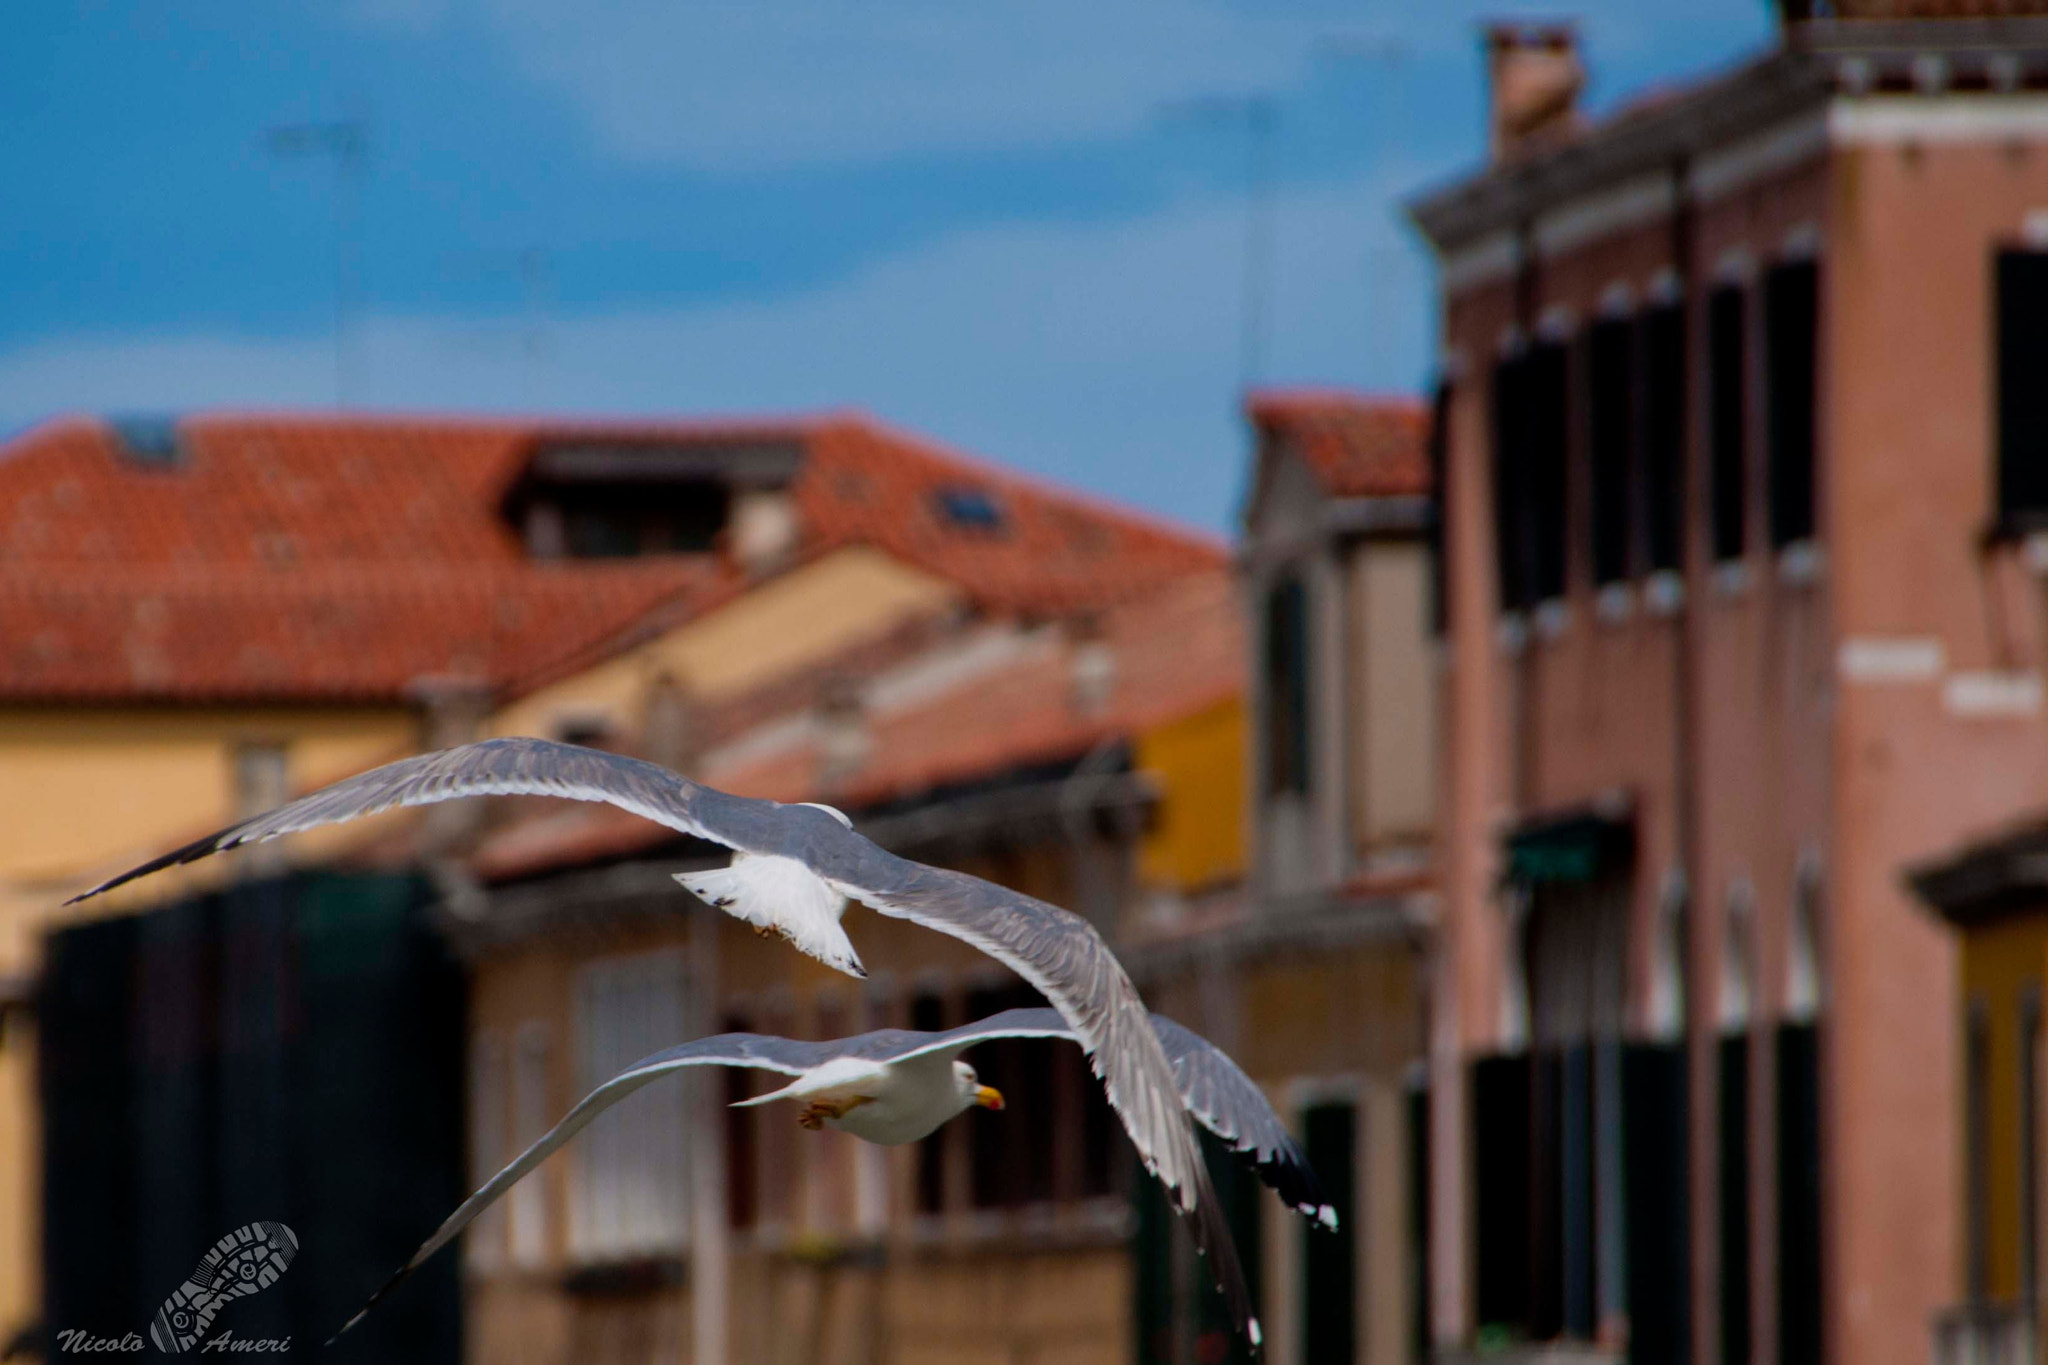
[0,176,1432,530]
[350,0,1329,168]
[339,0,1773,170]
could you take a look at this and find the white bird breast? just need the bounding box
[737,1052,971,1146]
[673,852,864,976]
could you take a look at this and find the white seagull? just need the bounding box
[328,1007,1332,1343]
[67,737,1259,1347]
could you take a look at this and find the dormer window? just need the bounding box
[1263,574,1311,796]
[504,436,803,561]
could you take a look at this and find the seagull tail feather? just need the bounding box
[675,858,864,978]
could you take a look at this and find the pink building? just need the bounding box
[1409,10,2048,1365]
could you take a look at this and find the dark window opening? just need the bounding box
[1492,352,1534,613]
[2022,986,2042,1305]
[1429,379,1452,635]
[1263,576,1310,795]
[535,482,731,559]
[1777,1022,1823,1365]
[1588,317,1636,585]
[1528,339,1571,603]
[1624,1041,1691,1365]
[1409,1083,1433,1365]
[722,1013,757,1230]
[1720,1034,1751,1365]
[1996,249,2048,528]
[1765,260,1819,549]
[911,992,948,1215]
[1472,1054,1533,1334]
[1709,285,1749,563]
[1966,995,1992,1301]
[1302,1101,1358,1364]
[967,983,1056,1208]
[1643,302,1688,574]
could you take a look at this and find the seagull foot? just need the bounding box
[797,1096,872,1130]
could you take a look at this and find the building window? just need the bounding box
[467,1028,509,1270]
[527,484,731,559]
[722,1012,757,1231]
[1778,864,1824,1365]
[1765,260,1819,549]
[1709,284,1749,563]
[1301,1101,1358,1364]
[1997,248,2048,529]
[509,1021,553,1267]
[1967,994,1992,1301]
[910,992,949,1216]
[570,950,688,1259]
[1720,884,1755,1365]
[1492,350,1533,612]
[968,982,1058,1208]
[2021,984,2042,1306]
[1643,301,1688,573]
[1263,575,1311,795]
[232,740,289,820]
[1429,379,1452,635]
[1587,316,1636,586]
[1528,339,1571,603]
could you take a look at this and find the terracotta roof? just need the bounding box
[0,564,718,704]
[1246,390,1430,500]
[0,411,1222,701]
[467,568,1245,883]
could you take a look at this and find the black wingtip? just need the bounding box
[62,828,241,907]
[323,1258,415,1348]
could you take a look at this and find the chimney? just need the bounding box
[815,676,871,793]
[729,488,800,578]
[641,671,701,773]
[1485,22,1584,161]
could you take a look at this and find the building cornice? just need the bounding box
[1410,19,2048,273]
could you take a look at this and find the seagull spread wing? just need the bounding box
[326,1031,819,1345]
[67,738,736,903]
[884,1008,1334,1229]
[794,851,1258,1347]
[67,738,1258,1347]
[333,1011,1309,1345]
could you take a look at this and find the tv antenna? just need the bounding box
[266,118,368,407]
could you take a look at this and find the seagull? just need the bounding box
[66,737,1260,1347]
[328,1006,1331,1344]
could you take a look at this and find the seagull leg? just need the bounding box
[797,1095,874,1130]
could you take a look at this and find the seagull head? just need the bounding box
[954,1061,1004,1111]
[797,802,854,829]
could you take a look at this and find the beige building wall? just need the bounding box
[0,702,419,1348]
[1350,540,1436,852]
[491,548,963,741]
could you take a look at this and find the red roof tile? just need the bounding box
[0,411,1223,701]
[1245,390,1430,500]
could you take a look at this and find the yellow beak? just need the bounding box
[975,1085,1005,1111]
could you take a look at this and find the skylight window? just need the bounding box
[934,486,1005,531]
[106,414,185,468]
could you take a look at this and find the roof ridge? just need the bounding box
[827,411,1230,557]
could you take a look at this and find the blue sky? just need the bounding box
[1,1,1774,530]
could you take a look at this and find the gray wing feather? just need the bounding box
[67,737,795,904]
[73,738,1260,1346]
[786,845,1258,1346]
[327,1031,812,1345]
[910,1008,1333,1227]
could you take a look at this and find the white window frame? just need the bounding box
[570,948,690,1261]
